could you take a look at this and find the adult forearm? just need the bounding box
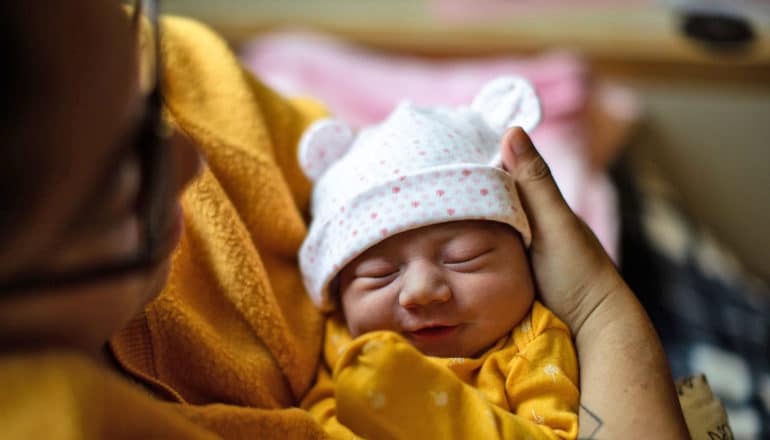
[574,286,689,439]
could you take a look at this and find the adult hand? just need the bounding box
[500,127,623,336]
[500,127,689,439]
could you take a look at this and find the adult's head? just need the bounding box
[0,0,200,358]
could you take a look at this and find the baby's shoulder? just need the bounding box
[510,301,571,348]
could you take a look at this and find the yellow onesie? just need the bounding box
[302,300,579,439]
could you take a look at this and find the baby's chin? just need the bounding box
[408,331,499,359]
[420,346,469,358]
[419,344,493,359]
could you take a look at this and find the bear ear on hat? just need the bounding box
[298,118,355,182]
[471,76,542,135]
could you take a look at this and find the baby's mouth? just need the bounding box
[408,325,460,341]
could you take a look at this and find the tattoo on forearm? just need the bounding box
[577,404,603,439]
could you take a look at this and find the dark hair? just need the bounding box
[0,4,48,249]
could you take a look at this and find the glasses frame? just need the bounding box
[0,0,172,295]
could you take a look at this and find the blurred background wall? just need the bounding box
[161,0,770,282]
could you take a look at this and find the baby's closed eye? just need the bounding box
[442,247,494,270]
[354,261,400,286]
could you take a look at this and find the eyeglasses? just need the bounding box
[0,0,172,294]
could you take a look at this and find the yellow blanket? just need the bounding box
[108,15,329,437]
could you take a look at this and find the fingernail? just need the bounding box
[511,127,530,156]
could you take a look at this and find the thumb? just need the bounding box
[500,127,578,245]
[501,127,622,333]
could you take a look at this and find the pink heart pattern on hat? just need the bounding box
[298,76,541,311]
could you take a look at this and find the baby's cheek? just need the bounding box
[472,275,533,322]
[344,292,396,337]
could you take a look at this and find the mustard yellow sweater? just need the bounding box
[2,15,329,439]
[303,301,579,439]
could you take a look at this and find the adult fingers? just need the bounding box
[500,127,579,246]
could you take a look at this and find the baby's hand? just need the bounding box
[333,332,470,439]
[334,331,454,408]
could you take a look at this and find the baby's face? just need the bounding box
[339,220,534,358]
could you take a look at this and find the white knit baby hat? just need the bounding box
[298,76,542,311]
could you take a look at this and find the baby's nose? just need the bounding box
[398,261,452,308]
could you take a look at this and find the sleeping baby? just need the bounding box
[298,76,579,439]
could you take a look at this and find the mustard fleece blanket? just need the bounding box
[108,15,329,438]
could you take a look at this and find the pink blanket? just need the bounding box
[241,32,640,261]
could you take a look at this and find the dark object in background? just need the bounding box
[612,158,770,439]
[681,11,755,51]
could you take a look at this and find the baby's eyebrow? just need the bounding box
[444,230,495,246]
[354,258,398,274]
[442,240,493,257]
